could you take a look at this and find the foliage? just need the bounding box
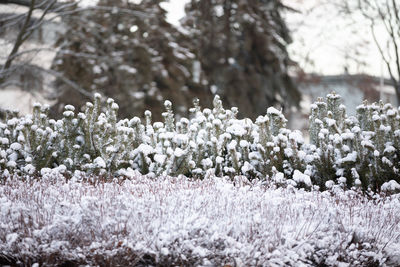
[51,0,299,120]
[51,0,202,120]
[181,0,301,118]
[0,93,399,192]
[309,93,400,191]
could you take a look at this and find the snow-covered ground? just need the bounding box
[0,172,399,266]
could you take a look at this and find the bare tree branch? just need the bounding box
[392,0,400,39]
[46,5,148,21]
[384,1,400,80]
[0,0,76,76]
[0,0,65,11]
[0,13,25,24]
[1,0,35,73]
[32,65,92,97]
[371,23,396,84]
[0,0,151,107]
[372,0,400,80]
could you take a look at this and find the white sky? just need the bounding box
[163,0,390,79]
[1,0,391,79]
[283,0,390,78]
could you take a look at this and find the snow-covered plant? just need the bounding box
[0,92,399,192]
[307,93,400,191]
[0,94,293,180]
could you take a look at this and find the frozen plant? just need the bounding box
[0,93,399,192]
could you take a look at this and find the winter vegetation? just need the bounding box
[0,0,300,120]
[1,83,400,266]
[0,92,399,194]
[1,1,400,266]
[2,91,400,266]
[0,173,400,266]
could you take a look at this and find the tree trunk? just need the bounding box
[396,83,400,107]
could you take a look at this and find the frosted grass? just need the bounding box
[0,173,399,266]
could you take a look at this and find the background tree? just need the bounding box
[338,0,400,103]
[2,0,300,120]
[51,0,207,119]
[181,0,301,118]
[0,0,74,87]
[285,0,400,103]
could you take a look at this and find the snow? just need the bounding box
[292,170,312,186]
[64,105,75,111]
[6,233,18,245]
[164,100,172,108]
[10,142,22,151]
[129,25,139,33]
[62,110,74,117]
[382,157,393,167]
[384,145,396,154]
[210,84,218,94]
[341,132,354,140]
[137,144,154,156]
[239,140,249,148]
[289,130,304,144]
[325,118,336,127]
[226,122,246,137]
[93,157,106,168]
[1,90,400,214]
[267,107,281,116]
[241,161,252,173]
[22,164,36,174]
[381,180,400,192]
[227,140,237,151]
[216,156,224,164]
[6,161,17,168]
[118,64,137,74]
[174,147,185,157]
[338,151,357,164]
[0,174,399,266]
[273,172,285,183]
[214,5,224,17]
[192,60,201,83]
[387,109,396,117]
[1,138,9,145]
[154,154,167,165]
[201,158,213,168]
[361,139,374,149]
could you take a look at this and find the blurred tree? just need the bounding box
[181,0,301,118]
[0,0,74,90]
[339,0,400,104]
[287,0,400,104]
[51,0,207,119]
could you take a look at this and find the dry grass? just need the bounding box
[0,173,399,266]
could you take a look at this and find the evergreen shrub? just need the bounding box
[0,93,399,192]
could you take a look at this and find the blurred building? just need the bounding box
[0,6,64,114]
[288,73,398,134]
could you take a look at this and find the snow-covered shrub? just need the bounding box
[308,93,400,191]
[0,175,399,266]
[0,94,297,180]
[0,92,399,192]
